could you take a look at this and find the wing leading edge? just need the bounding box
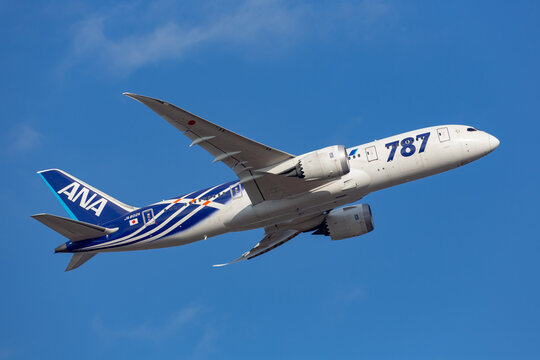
[124,93,295,204]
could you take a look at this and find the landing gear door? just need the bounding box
[437,127,450,142]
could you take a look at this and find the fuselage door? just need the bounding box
[437,127,450,142]
[231,184,243,199]
[365,146,378,162]
[142,209,155,225]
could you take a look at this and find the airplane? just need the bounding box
[32,93,500,271]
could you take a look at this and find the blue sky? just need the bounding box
[1,0,539,359]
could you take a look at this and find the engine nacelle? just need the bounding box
[294,145,350,181]
[314,204,374,240]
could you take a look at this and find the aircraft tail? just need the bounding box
[37,169,136,225]
[31,213,115,272]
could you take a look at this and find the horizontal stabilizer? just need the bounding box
[31,213,118,242]
[66,253,96,271]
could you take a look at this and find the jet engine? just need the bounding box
[313,204,374,240]
[290,145,350,181]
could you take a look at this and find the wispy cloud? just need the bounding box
[64,0,394,75]
[189,324,217,360]
[333,287,366,304]
[92,304,204,341]
[4,124,42,155]
[0,346,13,360]
[92,304,218,359]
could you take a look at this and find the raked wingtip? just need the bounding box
[212,256,244,268]
[212,263,228,268]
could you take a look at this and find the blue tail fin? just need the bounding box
[38,169,136,225]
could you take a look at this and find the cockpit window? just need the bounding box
[467,127,478,132]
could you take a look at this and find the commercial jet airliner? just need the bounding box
[32,93,500,271]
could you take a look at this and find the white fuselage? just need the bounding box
[113,124,498,252]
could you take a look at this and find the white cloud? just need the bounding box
[0,346,13,359]
[67,0,307,74]
[92,304,219,359]
[91,304,204,340]
[334,287,366,304]
[5,124,42,154]
[189,325,217,360]
[65,0,394,75]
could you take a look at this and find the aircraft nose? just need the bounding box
[488,134,500,152]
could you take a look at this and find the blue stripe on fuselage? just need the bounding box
[67,203,218,251]
[183,181,237,202]
[67,204,195,251]
[64,180,239,252]
[212,181,238,204]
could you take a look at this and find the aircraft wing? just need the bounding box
[213,228,301,267]
[125,93,326,204]
[213,213,326,266]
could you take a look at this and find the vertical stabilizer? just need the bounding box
[37,169,136,225]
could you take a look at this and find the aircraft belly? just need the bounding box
[224,178,369,232]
